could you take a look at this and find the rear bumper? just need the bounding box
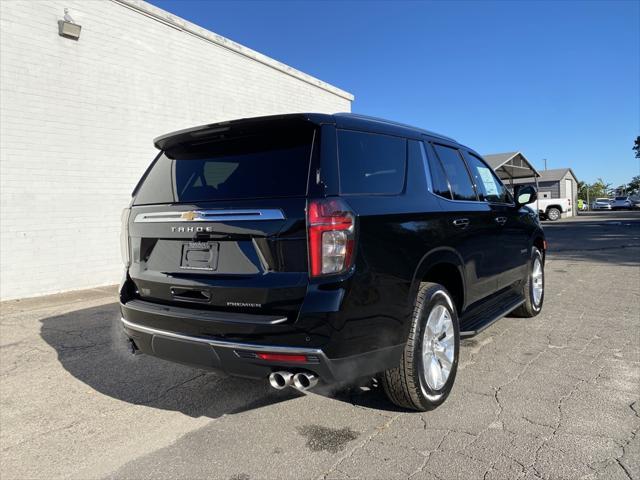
[121,316,403,384]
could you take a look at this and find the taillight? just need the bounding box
[307,198,355,277]
[120,208,131,267]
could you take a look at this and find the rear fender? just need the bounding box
[410,248,466,313]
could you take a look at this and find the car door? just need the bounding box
[426,143,501,306]
[462,151,529,290]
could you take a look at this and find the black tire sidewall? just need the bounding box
[412,287,460,407]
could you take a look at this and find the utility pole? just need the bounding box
[586,186,589,211]
[543,158,547,171]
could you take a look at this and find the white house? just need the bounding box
[484,152,579,217]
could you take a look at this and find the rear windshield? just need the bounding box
[134,127,314,205]
[615,197,627,201]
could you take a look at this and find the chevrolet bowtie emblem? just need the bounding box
[181,211,198,221]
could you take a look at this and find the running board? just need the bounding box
[459,290,525,338]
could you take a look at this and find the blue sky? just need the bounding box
[149,0,639,187]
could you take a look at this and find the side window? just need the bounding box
[432,144,477,201]
[425,143,452,199]
[337,130,406,195]
[463,152,512,204]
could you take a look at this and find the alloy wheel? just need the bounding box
[422,304,455,390]
[532,257,543,307]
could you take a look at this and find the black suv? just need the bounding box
[120,113,545,411]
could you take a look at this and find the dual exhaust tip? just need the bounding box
[269,371,318,391]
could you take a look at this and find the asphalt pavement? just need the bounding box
[1,211,638,480]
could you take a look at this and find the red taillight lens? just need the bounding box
[256,353,307,363]
[307,198,355,277]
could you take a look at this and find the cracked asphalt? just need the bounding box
[1,211,638,480]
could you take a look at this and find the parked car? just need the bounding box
[119,113,546,411]
[592,198,612,210]
[611,196,633,210]
[631,198,640,210]
[535,197,571,221]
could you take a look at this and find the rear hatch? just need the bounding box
[126,118,318,322]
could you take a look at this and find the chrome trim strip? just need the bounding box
[134,209,285,223]
[121,317,324,355]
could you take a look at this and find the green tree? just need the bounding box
[589,178,612,199]
[628,175,640,195]
[634,136,640,159]
[577,180,588,200]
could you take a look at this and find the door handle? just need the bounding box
[495,216,507,225]
[452,218,470,228]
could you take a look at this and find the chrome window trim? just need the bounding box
[134,209,285,223]
[121,317,324,354]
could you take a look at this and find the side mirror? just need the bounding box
[516,185,537,206]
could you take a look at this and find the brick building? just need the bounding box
[0,0,353,300]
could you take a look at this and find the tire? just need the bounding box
[512,247,544,318]
[546,207,561,221]
[381,282,460,411]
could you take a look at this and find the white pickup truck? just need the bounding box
[532,197,572,221]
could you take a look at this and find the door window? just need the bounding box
[432,144,477,201]
[425,143,452,199]
[463,152,512,204]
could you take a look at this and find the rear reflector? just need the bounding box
[256,353,308,363]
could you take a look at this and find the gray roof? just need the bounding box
[482,151,540,179]
[483,152,520,170]
[512,167,579,184]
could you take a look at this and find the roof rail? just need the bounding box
[333,113,457,142]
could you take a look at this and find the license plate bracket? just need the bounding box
[180,241,219,271]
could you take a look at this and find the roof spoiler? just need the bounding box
[153,113,331,151]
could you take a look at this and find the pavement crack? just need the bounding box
[614,427,638,480]
[520,415,555,431]
[139,373,207,406]
[407,430,449,479]
[529,349,608,476]
[319,413,402,480]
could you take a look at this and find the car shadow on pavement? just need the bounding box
[39,302,399,417]
[39,302,308,419]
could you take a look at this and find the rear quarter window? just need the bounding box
[337,130,407,195]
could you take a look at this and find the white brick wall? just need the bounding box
[0,0,352,300]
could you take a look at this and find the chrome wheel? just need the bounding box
[547,208,560,221]
[422,304,455,391]
[532,257,543,307]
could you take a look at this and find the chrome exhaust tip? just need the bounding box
[269,371,293,390]
[292,372,318,391]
